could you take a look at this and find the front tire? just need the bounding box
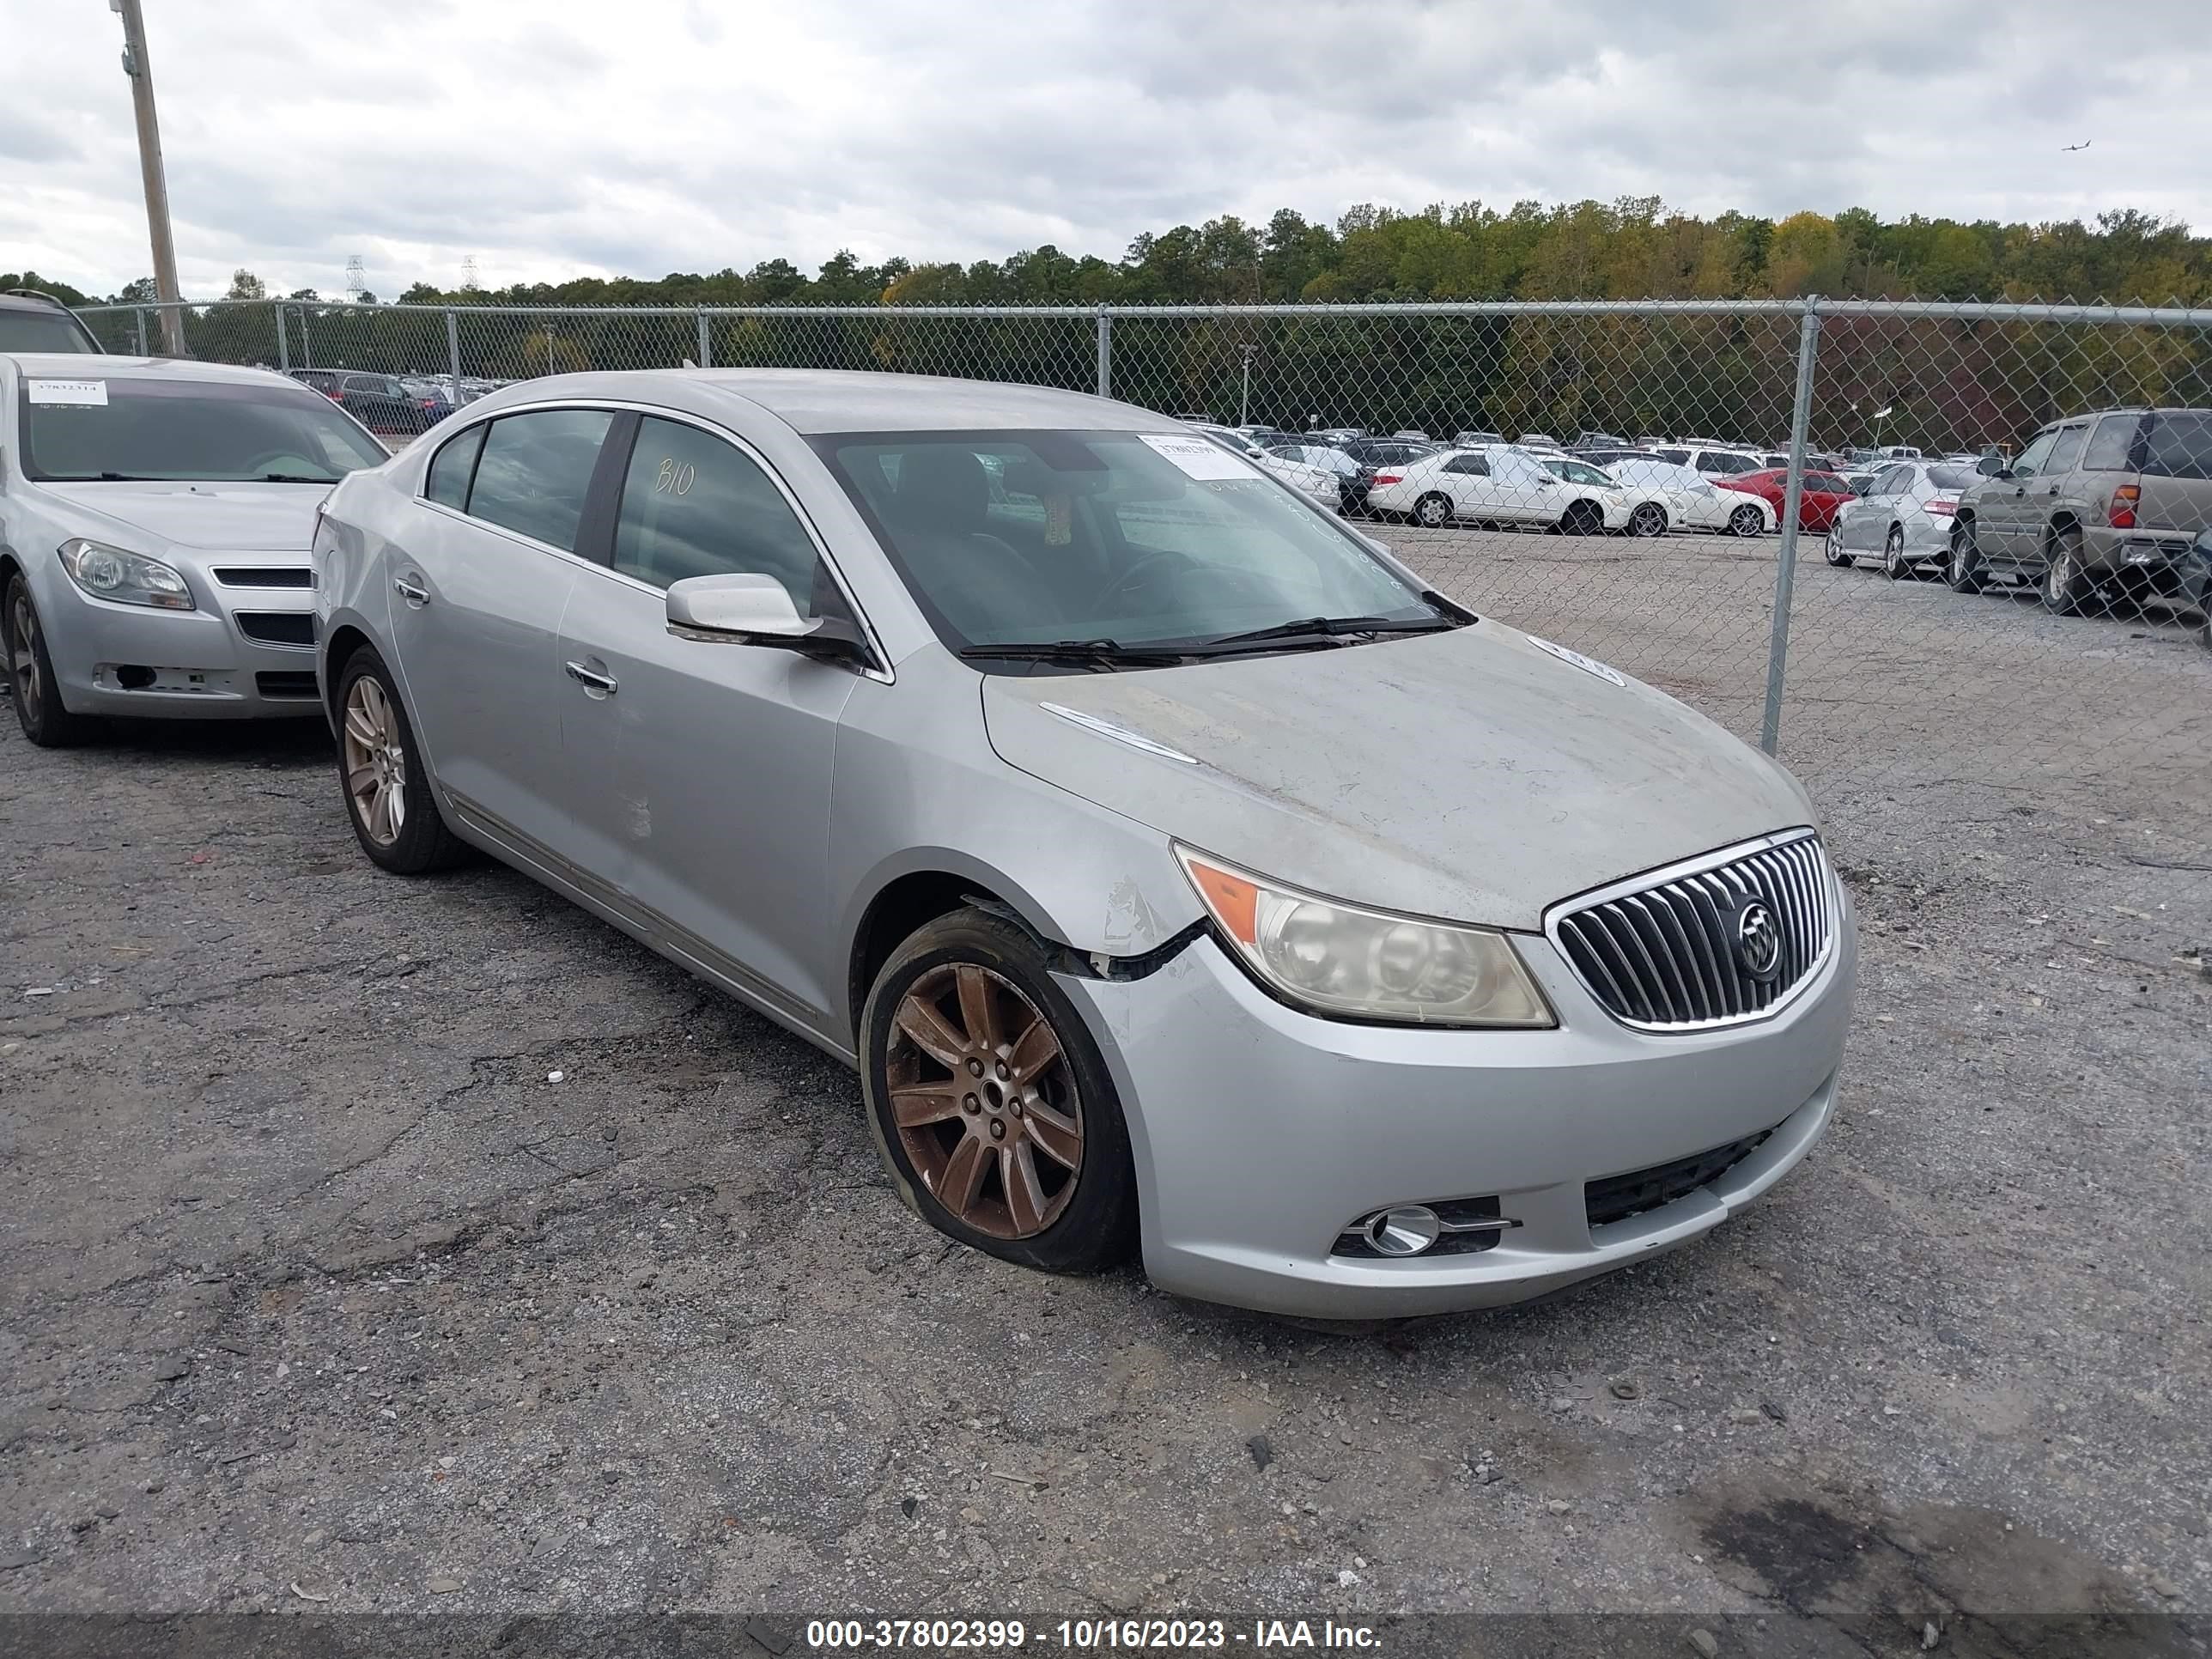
[860,908,1138,1276]
[4,573,97,748]
[1824,526,1854,568]
[333,646,470,873]
[1413,493,1453,529]
[1729,502,1766,538]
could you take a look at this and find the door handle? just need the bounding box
[392,575,429,605]
[563,659,617,694]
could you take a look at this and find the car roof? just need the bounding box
[474,368,1187,437]
[0,351,298,387]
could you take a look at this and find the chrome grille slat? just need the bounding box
[1551,833,1836,1034]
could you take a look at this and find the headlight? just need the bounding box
[58,539,195,611]
[1175,847,1555,1027]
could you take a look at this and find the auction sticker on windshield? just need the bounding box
[1525,634,1627,687]
[1139,433,1259,481]
[27,380,108,406]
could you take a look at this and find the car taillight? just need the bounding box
[1925,499,1956,515]
[2108,483,2139,529]
[1372,473,1402,485]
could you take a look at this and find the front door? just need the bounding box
[2024,422,2090,570]
[387,407,614,860]
[1978,425,2058,564]
[556,413,864,1036]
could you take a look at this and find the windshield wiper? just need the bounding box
[259,472,341,483]
[1194,611,1460,650]
[959,637,1192,668]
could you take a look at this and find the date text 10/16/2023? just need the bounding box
[804,1619,1382,1650]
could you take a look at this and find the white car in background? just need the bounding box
[1190,423,1341,512]
[1364,444,1632,534]
[1606,456,1778,537]
[1824,459,1979,577]
[1540,454,1673,537]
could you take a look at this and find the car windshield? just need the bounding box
[20,374,391,482]
[0,309,96,352]
[817,429,1443,659]
[1544,458,1614,487]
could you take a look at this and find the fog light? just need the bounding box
[1364,1206,1442,1256]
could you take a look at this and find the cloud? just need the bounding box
[2,0,2207,299]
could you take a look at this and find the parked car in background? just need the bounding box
[1825,459,1978,576]
[0,353,392,744]
[311,367,1853,1316]
[1339,436,1441,517]
[1949,407,2212,612]
[287,368,448,436]
[1453,430,1506,446]
[1366,444,1633,534]
[0,289,101,353]
[1261,436,1364,514]
[1607,456,1776,537]
[1717,468,1857,533]
[1541,455,1672,537]
[1648,444,1764,477]
[1190,423,1341,512]
[1391,428,1430,441]
[1517,432,1557,447]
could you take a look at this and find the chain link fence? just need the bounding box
[76,295,2212,927]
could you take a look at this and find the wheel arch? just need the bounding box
[321,623,375,732]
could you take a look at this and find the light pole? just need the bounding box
[113,0,185,356]
[1237,343,1258,428]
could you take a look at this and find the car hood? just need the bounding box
[980,621,1816,932]
[36,480,330,552]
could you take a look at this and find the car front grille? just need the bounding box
[234,611,317,648]
[1584,1130,1774,1229]
[212,567,314,588]
[1551,832,1835,1031]
[254,671,319,700]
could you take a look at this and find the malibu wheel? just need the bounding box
[4,574,96,747]
[1728,502,1766,538]
[1883,524,1911,580]
[1627,501,1667,538]
[861,908,1137,1274]
[1823,526,1853,567]
[334,647,470,873]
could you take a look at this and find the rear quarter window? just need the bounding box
[2081,413,2142,471]
[2142,411,2212,480]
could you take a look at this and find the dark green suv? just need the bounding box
[1950,406,2212,613]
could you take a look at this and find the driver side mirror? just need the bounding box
[665,573,867,665]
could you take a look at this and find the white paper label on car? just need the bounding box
[27,379,108,406]
[1139,432,1259,481]
[1525,634,1627,687]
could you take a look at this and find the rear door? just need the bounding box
[555,412,866,1032]
[1845,465,1906,549]
[387,406,617,860]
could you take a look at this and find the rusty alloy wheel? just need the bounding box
[885,962,1084,1240]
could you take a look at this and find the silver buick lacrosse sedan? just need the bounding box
[312,369,1855,1318]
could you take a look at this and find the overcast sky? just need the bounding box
[3,0,2207,300]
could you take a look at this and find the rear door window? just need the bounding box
[465,409,615,552]
[2081,413,2143,471]
[2142,411,2212,480]
[1443,453,1491,477]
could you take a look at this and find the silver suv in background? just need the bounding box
[0,290,100,354]
[1951,407,2212,612]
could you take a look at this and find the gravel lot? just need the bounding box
[3,522,2207,1650]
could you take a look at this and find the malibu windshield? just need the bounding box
[21,375,391,483]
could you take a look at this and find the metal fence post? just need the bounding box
[1096,305,1112,398]
[696,307,712,368]
[1760,296,1823,757]
[134,307,148,356]
[446,308,462,387]
[274,302,289,371]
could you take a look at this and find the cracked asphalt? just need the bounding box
[2,526,2208,1655]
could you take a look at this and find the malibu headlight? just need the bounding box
[58,539,195,610]
[1176,847,1555,1028]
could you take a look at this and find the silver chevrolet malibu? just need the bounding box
[1,353,391,743]
[312,369,1856,1318]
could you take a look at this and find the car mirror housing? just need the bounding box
[666,572,811,640]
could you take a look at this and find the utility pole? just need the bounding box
[114,0,185,356]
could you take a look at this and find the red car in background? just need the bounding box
[1718,468,1858,532]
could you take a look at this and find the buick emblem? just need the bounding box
[1735,899,1782,981]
